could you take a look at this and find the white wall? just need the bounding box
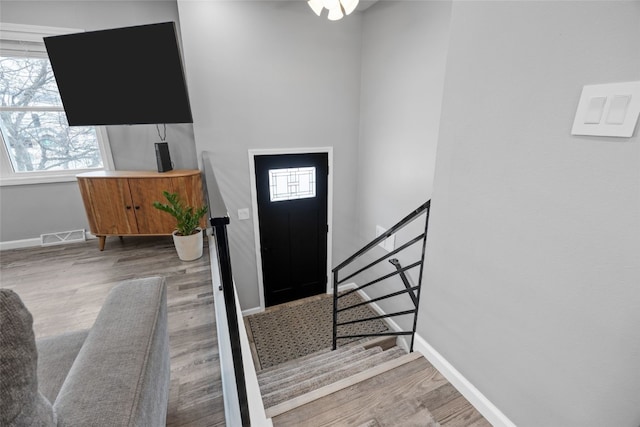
[0,1,197,243]
[421,2,640,426]
[350,1,451,334]
[177,1,363,310]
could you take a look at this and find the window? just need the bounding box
[0,23,112,185]
[269,167,316,202]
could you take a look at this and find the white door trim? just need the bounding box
[248,147,334,313]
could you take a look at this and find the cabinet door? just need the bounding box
[128,178,177,234]
[78,178,137,235]
[171,173,207,229]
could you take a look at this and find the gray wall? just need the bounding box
[177,1,362,310]
[350,1,451,335]
[0,1,197,242]
[421,2,640,426]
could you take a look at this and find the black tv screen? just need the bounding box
[44,22,193,126]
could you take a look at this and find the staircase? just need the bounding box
[256,201,433,421]
[257,337,422,419]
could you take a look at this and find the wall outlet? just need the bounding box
[238,208,250,220]
[376,225,395,252]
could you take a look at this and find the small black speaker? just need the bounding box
[155,142,173,173]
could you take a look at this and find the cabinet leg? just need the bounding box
[98,236,106,251]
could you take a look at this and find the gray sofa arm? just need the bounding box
[54,277,170,426]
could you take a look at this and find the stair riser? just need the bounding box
[257,344,361,378]
[260,347,382,395]
[258,345,371,387]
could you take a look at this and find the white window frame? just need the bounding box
[0,23,114,186]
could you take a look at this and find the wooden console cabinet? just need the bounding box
[77,170,205,250]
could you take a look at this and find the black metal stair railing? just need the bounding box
[332,200,431,352]
[202,152,250,427]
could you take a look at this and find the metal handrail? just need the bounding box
[337,234,425,285]
[333,201,430,271]
[202,152,250,427]
[337,261,422,299]
[332,200,431,352]
[389,258,418,306]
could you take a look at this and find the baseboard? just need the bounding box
[413,333,516,427]
[340,282,514,426]
[0,238,41,251]
[337,282,357,293]
[242,306,263,316]
[1,232,96,251]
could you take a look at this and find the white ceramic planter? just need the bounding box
[172,228,204,261]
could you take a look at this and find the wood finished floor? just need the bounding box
[0,236,225,427]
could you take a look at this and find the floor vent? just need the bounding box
[41,229,86,246]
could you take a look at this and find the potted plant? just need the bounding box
[153,191,208,261]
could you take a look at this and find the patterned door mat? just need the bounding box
[246,292,389,369]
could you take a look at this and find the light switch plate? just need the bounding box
[238,208,250,220]
[572,81,640,137]
[376,225,395,252]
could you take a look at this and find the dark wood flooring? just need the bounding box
[0,236,225,427]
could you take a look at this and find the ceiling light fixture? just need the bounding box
[307,0,359,21]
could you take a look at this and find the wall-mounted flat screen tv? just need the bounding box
[44,22,193,126]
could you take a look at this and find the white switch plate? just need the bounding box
[572,81,640,137]
[238,208,250,220]
[376,225,395,252]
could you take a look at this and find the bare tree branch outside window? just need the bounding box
[0,56,103,173]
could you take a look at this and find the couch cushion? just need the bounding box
[37,329,89,402]
[0,289,56,426]
[54,277,170,426]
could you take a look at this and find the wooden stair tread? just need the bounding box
[257,344,363,377]
[265,350,423,419]
[262,347,406,408]
[257,337,397,379]
[257,345,369,386]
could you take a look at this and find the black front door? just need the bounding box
[254,153,328,307]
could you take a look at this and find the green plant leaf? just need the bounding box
[153,191,208,236]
